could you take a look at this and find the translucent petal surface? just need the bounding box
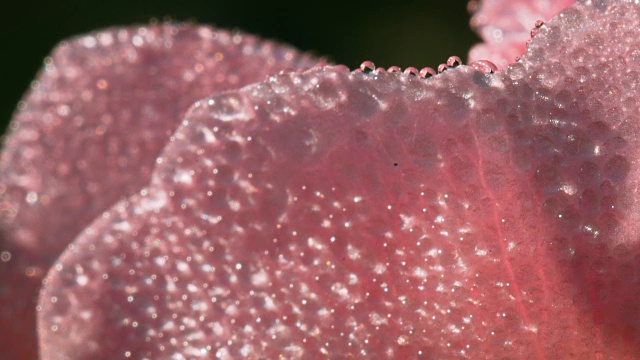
[40,1,640,358]
[0,23,321,359]
[468,0,575,68]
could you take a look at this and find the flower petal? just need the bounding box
[0,23,321,359]
[468,0,575,67]
[40,0,640,358]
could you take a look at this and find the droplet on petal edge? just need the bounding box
[447,55,463,67]
[358,59,464,80]
[38,1,640,358]
[470,60,498,73]
[359,60,375,73]
[403,67,420,76]
[420,67,437,78]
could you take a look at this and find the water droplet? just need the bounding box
[556,7,585,28]
[470,60,497,74]
[604,155,630,182]
[437,64,449,73]
[467,0,478,12]
[335,64,350,73]
[359,61,375,73]
[420,67,436,78]
[278,68,294,75]
[403,67,419,76]
[387,66,402,73]
[77,274,89,286]
[397,335,409,346]
[25,191,39,205]
[447,56,462,67]
[531,20,546,37]
[613,244,629,258]
[96,79,108,90]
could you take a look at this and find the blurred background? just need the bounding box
[0,0,479,135]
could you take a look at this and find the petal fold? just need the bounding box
[0,23,321,359]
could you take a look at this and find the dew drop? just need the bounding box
[25,191,39,205]
[437,64,449,73]
[531,20,546,37]
[278,67,294,75]
[447,56,462,67]
[579,188,599,215]
[612,244,629,259]
[403,67,419,76]
[334,64,350,73]
[397,335,409,346]
[604,155,630,182]
[387,66,402,73]
[470,60,497,74]
[359,61,375,73]
[76,275,89,286]
[420,67,436,79]
[558,7,584,29]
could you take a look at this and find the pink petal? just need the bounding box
[468,0,575,68]
[40,1,640,358]
[0,23,321,359]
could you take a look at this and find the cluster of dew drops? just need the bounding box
[355,56,498,78]
[352,19,550,77]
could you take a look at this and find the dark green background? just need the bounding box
[0,0,479,136]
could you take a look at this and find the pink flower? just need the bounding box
[5,0,640,358]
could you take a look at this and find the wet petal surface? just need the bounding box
[0,23,321,359]
[40,1,640,359]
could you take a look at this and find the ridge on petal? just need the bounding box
[0,23,323,360]
[39,1,640,358]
